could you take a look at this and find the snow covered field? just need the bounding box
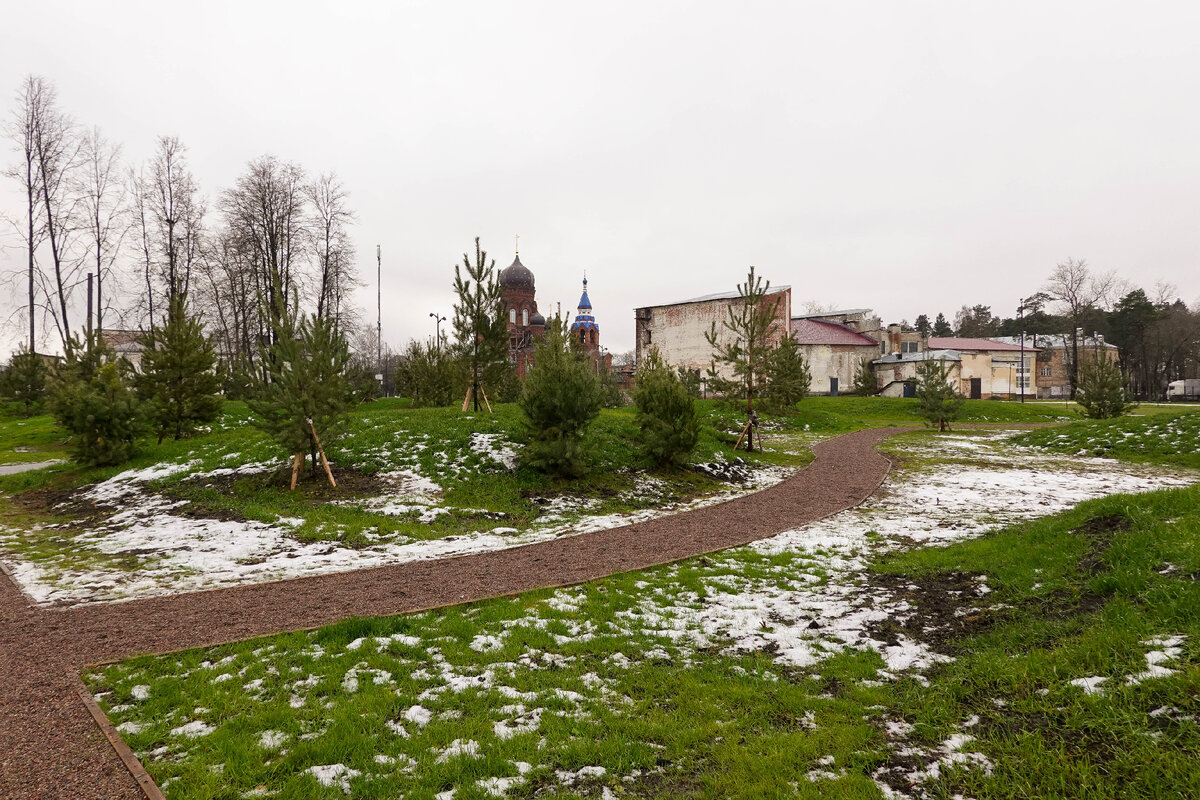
[0,439,801,607]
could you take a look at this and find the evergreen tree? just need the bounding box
[932,313,953,337]
[451,237,508,411]
[1076,354,1135,419]
[851,356,878,396]
[764,334,811,412]
[401,339,468,407]
[135,295,223,442]
[914,357,964,432]
[634,349,699,466]
[914,314,932,338]
[675,366,702,398]
[519,322,603,477]
[704,266,780,450]
[49,333,146,466]
[3,345,47,416]
[248,313,355,477]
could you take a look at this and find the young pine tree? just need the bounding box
[519,322,603,477]
[452,237,508,412]
[634,349,700,466]
[1076,354,1135,419]
[764,334,811,412]
[704,266,781,451]
[914,357,964,432]
[851,356,878,396]
[135,294,223,442]
[3,345,47,416]
[50,333,146,466]
[249,314,355,477]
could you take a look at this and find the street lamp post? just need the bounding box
[429,312,446,352]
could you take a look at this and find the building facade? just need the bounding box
[789,316,880,395]
[634,286,792,381]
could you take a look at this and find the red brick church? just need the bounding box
[498,247,611,378]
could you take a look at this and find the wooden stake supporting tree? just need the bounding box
[306,417,337,488]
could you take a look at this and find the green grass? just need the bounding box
[0,409,67,464]
[1012,410,1200,469]
[784,396,1075,432]
[81,445,1200,799]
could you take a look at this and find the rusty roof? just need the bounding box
[790,318,879,347]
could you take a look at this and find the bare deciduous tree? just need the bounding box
[306,172,357,332]
[1043,258,1116,397]
[75,126,127,337]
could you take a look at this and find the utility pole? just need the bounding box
[86,273,94,340]
[1018,297,1025,403]
[376,244,382,375]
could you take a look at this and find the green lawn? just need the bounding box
[79,419,1200,799]
[1012,410,1200,470]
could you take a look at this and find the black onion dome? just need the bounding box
[529,311,546,326]
[498,255,535,289]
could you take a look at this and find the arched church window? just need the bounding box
[509,309,516,324]
[523,309,529,326]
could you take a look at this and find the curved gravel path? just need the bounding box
[0,426,904,799]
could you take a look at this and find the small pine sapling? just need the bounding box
[1076,354,1136,419]
[49,333,146,466]
[851,356,878,396]
[519,322,603,477]
[135,294,223,442]
[764,334,811,412]
[3,345,47,415]
[914,357,964,432]
[249,314,356,481]
[634,349,700,466]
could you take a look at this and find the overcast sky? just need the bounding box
[3,1,1199,355]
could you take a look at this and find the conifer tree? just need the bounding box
[1076,354,1135,419]
[764,334,812,412]
[704,266,780,451]
[914,357,964,432]
[932,313,953,337]
[249,313,355,477]
[519,321,603,477]
[851,356,878,396]
[634,349,699,466]
[3,345,47,416]
[49,333,146,466]
[452,237,508,412]
[135,294,223,442]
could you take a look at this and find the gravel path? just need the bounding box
[0,427,902,799]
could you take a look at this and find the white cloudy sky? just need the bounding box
[2,0,1199,355]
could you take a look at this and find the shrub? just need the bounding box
[519,325,603,477]
[634,350,699,466]
[851,356,877,396]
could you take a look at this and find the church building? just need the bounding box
[499,248,546,378]
[570,277,613,375]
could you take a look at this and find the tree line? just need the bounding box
[4,75,361,386]
[908,259,1200,399]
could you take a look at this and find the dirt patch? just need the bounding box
[867,570,1007,655]
[1071,513,1130,575]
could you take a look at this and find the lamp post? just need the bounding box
[429,312,446,352]
[1018,297,1026,403]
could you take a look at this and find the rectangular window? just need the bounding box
[901,341,919,353]
[1040,367,1051,377]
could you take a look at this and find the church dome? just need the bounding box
[499,255,535,289]
[529,311,546,327]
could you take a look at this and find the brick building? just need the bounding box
[789,315,880,395]
[499,251,546,378]
[990,335,1119,399]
